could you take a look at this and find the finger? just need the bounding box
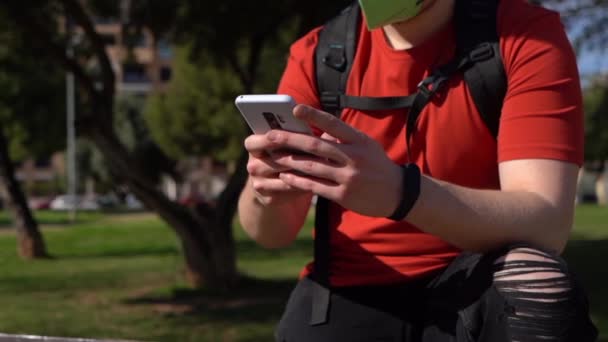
[247,156,291,178]
[251,177,299,194]
[272,153,342,182]
[279,171,341,200]
[293,105,364,144]
[266,130,348,164]
[244,134,275,158]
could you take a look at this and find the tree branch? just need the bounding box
[227,54,251,91]
[1,3,100,107]
[59,0,116,102]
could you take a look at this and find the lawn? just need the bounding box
[0,207,605,341]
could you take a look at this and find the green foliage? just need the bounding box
[143,0,351,163]
[128,0,180,38]
[175,0,349,63]
[75,95,177,191]
[144,46,247,161]
[75,139,112,193]
[0,8,65,161]
[115,95,150,151]
[583,79,608,161]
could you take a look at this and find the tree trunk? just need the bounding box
[149,33,162,93]
[83,120,246,288]
[0,129,49,259]
[596,161,607,206]
[203,149,249,288]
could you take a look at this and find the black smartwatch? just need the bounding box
[387,163,421,222]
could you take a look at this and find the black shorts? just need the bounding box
[275,249,598,342]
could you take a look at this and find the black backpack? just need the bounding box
[309,0,508,326]
[315,0,507,141]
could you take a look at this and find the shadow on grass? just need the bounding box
[236,237,313,259]
[563,239,608,323]
[55,234,311,261]
[122,276,296,324]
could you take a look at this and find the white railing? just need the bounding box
[0,334,140,342]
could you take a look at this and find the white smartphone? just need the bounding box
[234,94,312,136]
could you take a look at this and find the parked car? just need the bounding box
[49,195,100,211]
[28,197,54,210]
[178,194,208,207]
[96,193,121,209]
[125,193,144,210]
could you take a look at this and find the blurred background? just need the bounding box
[0,0,606,341]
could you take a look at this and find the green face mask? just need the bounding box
[358,0,425,30]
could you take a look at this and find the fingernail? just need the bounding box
[294,105,307,117]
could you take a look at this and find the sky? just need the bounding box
[577,51,608,81]
[543,1,607,85]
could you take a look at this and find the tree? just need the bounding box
[1,0,226,287]
[583,78,608,162]
[75,95,179,197]
[144,47,246,162]
[0,131,49,258]
[0,8,65,259]
[0,0,350,288]
[144,0,351,284]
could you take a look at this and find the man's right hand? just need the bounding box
[244,132,311,206]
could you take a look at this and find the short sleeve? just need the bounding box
[276,27,323,109]
[497,1,584,166]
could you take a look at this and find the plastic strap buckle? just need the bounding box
[417,71,449,100]
[320,92,343,113]
[322,44,347,71]
[469,42,494,62]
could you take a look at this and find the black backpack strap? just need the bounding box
[456,0,506,138]
[309,0,506,326]
[310,2,360,326]
[315,3,361,116]
[405,0,506,143]
[315,4,419,116]
[322,93,418,112]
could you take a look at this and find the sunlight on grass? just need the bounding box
[0,205,605,341]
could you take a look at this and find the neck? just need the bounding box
[382,0,455,50]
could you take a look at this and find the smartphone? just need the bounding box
[234,94,312,136]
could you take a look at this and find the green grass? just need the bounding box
[0,207,605,341]
[0,210,104,227]
[0,211,313,341]
[564,205,608,340]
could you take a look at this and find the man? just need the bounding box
[238,0,598,340]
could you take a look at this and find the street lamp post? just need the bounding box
[66,21,78,222]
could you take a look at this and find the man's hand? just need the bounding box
[243,130,313,207]
[267,104,403,217]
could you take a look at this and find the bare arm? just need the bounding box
[238,177,312,249]
[237,131,315,249]
[406,159,578,254]
[271,105,579,254]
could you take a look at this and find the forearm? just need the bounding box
[407,176,574,254]
[238,177,313,249]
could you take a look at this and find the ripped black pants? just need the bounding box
[275,245,598,341]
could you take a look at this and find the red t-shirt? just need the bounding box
[277,0,583,287]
